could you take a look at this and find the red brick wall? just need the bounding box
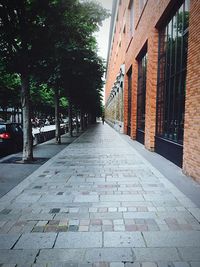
[144,29,158,151]
[183,0,200,182]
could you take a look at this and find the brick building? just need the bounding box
[105,0,200,181]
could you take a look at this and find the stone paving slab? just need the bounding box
[36,249,85,263]
[54,232,102,248]
[0,234,20,249]
[143,231,200,247]
[178,247,200,261]
[133,248,180,261]
[14,233,57,249]
[84,248,134,262]
[0,249,38,264]
[104,232,145,247]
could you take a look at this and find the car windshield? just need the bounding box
[0,125,6,134]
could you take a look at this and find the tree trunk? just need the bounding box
[80,110,84,131]
[68,98,73,137]
[54,88,61,144]
[75,110,79,135]
[21,72,33,162]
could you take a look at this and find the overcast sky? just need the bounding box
[95,0,113,61]
[94,0,113,103]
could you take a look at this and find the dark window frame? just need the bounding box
[137,53,147,132]
[127,67,132,136]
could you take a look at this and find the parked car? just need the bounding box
[0,122,23,157]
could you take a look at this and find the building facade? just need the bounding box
[105,0,200,181]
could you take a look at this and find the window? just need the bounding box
[137,53,147,131]
[156,0,190,144]
[129,0,134,36]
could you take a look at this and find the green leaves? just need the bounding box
[0,0,109,118]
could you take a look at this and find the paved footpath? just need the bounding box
[0,123,200,267]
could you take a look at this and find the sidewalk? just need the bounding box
[0,133,79,198]
[0,123,200,266]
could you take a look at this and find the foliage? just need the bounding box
[0,0,109,118]
[0,62,21,109]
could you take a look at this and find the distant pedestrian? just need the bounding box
[102,115,105,124]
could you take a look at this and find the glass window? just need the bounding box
[0,125,6,134]
[137,53,147,131]
[156,0,189,144]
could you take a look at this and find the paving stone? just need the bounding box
[89,225,101,231]
[1,264,17,267]
[15,194,41,203]
[92,263,109,267]
[79,226,89,232]
[69,220,79,226]
[133,248,180,261]
[123,212,156,219]
[55,232,102,248]
[172,263,190,267]
[190,262,200,267]
[124,264,140,267]
[44,226,58,232]
[32,226,44,233]
[36,248,85,263]
[102,220,113,226]
[68,225,79,232]
[110,263,124,267]
[0,249,38,264]
[125,225,137,231]
[0,234,20,249]
[143,231,200,247]
[156,263,174,267]
[78,264,93,267]
[58,226,68,232]
[14,233,57,249]
[141,263,157,267]
[90,212,122,220]
[74,195,99,202]
[114,225,125,231]
[104,232,145,247]
[102,225,113,231]
[113,219,124,225]
[178,247,200,261]
[47,263,78,267]
[31,264,47,267]
[100,195,144,202]
[36,221,48,227]
[20,213,54,221]
[85,248,134,262]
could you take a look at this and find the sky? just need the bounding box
[94,0,113,103]
[95,0,113,61]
